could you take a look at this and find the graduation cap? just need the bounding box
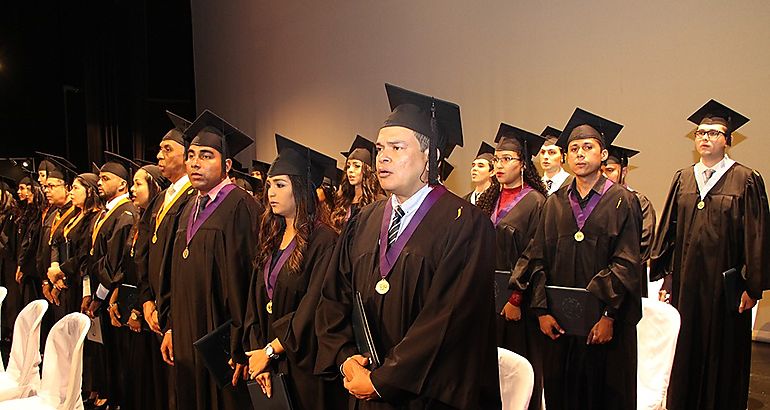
[230,169,262,194]
[0,162,26,189]
[494,123,546,164]
[35,152,78,184]
[541,126,563,139]
[475,141,495,164]
[439,159,454,182]
[183,110,254,162]
[335,168,344,188]
[341,135,376,166]
[556,108,623,149]
[101,151,138,182]
[250,160,271,178]
[687,99,749,145]
[76,173,101,190]
[382,83,463,185]
[164,111,192,148]
[605,145,640,168]
[270,134,337,188]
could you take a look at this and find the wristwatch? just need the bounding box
[264,344,279,360]
[130,311,140,321]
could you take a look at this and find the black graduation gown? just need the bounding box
[316,191,502,410]
[629,189,656,297]
[163,187,261,410]
[83,199,138,402]
[0,213,18,340]
[494,189,546,410]
[49,210,98,321]
[649,163,770,410]
[243,223,346,410]
[15,206,42,306]
[513,179,642,410]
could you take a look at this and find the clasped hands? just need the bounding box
[342,355,378,400]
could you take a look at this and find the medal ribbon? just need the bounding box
[263,238,297,300]
[490,185,533,226]
[567,179,613,231]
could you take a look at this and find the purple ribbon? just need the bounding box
[567,179,613,230]
[185,184,238,246]
[378,186,447,279]
[490,185,534,226]
[264,238,297,299]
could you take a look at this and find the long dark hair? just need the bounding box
[256,174,330,275]
[17,181,44,227]
[475,178,501,216]
[75,176,104,215]
[487,147,548,208]
[331,162,382,232]
[0,182,17,221]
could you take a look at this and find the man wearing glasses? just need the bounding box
[651,100,770,410]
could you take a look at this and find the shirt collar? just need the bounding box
[170,174,190,194]
[106,192,130,211]
[390,184,433,216]
[695,154,730,174]
[199,177,232,202]
[567,174,607,197]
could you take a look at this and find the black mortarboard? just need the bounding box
[269,134,337,188]
[475,141,495,164]
[382,83,463,184]
[687,99,749,145]
[341,135,376,166]
[183,110,254,161]
[335,168,344,188]
[101,151,137,182]
[140,164,171,190]
[229,158,246,175]
[606,145,640,168]
[541,126,563,141]
[164,111,192,148]
[35,152,77,183]
[133,158,156,167]
[494,123,546,163]
[557,108,623,149]
[230,169,262,194]
[91,162,101,174]
[0,161,26,189]
[439,159,454,182]
[250,160,271,177]
[76,173,100,190]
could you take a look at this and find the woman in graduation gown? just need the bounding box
[0,180,19,341]
[331,136,384,233]
[106,164,169,410]
[463,141,500,216]
[244,138,346,410]
[489,124,547,410]
[47,173,102,321]
[14,175,44,312]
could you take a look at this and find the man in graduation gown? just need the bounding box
[602,145,656,296]
[650,100,770,410]
[315,83,501,409]
[538,128,571,195]
[133,111,195,410]
[513,108,643,410]
[158,110,262,410]
[82,151,139,408]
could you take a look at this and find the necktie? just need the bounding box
[195,195,211,222]
[704,169,716,182]
[546,179,553,191]
[387,206,405,248]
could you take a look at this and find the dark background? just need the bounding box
[0,0,196,171]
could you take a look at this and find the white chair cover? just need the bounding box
[0,313,90,410]
[637,298,681,410]
[498,347,534,410]
[0,300,48,401]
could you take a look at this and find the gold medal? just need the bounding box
[266,301,273,314]
[375,279,390,295]
[574,231,585,242]
[182,247,189,259]
[697,200,705,210]
[90,249,94,256]
[152,234,158,244]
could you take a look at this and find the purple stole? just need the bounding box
[567,179,613,235]
[264,239,297,299]
[182,183,238,257]
[490,185,534,226]
[378,186,447,280]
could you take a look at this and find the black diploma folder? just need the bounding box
[545,285,601,337]
[116,284,139,326]
[494,270,512,313]
[722,268,746,311]
[193,319,233,388]
[247,373,294,410]
[352,291,381,369]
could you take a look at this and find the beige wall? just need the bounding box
[190,0,770,211]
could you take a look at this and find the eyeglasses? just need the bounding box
[694,129,726,141]
[492,156,521,165]
[43,183,65,191]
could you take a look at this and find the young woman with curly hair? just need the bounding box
[331,136,384,232]
[243,138,345,409]
[463,141,500,216]
[488,123,548,410]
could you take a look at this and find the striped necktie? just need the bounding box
[704,168,715,182]
[387,205,405,248]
